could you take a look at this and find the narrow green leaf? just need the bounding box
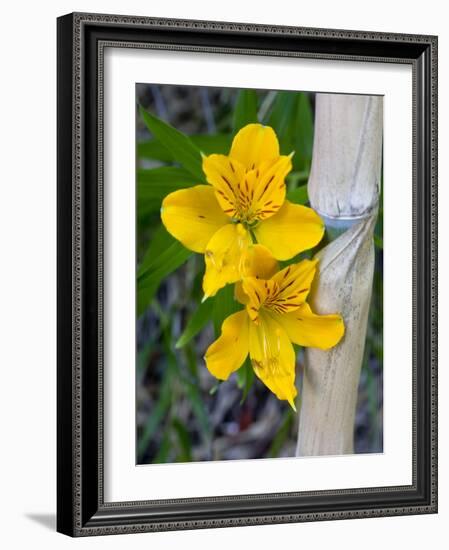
[286,170,309,184]
[137,166,199,217]
[374,209,383,250]
[241,359,255,404]
[138,241,191,289]
[286,185,308,205]
[267,409,294,458]
[175,299,214,348]
[212,285,241,337]
[236,358,255,404]
[137,311,180,462]
[138,225,175,277]
[137,133,232,161]
[184,344,199,378]
[137,140,173,162]
[139,106,205,181]
[184,347,212,437]
[187,383,212,438]
[266,92,314,172]
[374,234,383,249]
[137,367,172,461]
[296,93,314,156]
[137,225,192,315]
[137,342,154,376]
[191,134,232,155]
[209,381,221,395]
[293,93,314,172]
[266,91,297,151]
[153,432,171,464]
[236,364,246,389]
[138,166,199,189]
[137,227,174,316]
[172,418,193,462]
[233,89,259,133]
[137,284,158,318]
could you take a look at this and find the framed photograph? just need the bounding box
[57,12,438,536]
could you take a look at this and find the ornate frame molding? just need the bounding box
[57,12,437,537]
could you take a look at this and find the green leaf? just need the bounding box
[286,185,308,205]
[138,166,199,190]
[137,311,181,462]
[137,166,199,218]
[138,240,191,289]
[293,93,314,172]
[267,409,293,458]
[374,234,383,249]
[137,140,173,162]
[172,418,193,462]
[286,170,309,185]
[137,365,172,461]
[175,299,214,349]
[138,225,175,276]
[139,106,205,181]
[209,381,221,395]
[236,358,255,404]
[136,341,154,376]
[187,380,212,437]
[137,284,158,318]
[266,92,314,172]
[137,133,232,161]
[211,285,241,337]
[191,134,232,155]
[153,432,171,464]
[183,347,212,437]
[374,207,383,250]
[236,363,246,389]
[137,225,192,315]
[233,89,259,133]
[266,91,297,151]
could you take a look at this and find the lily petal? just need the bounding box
[276,302,345,349]
[202,154,245,217]
[243,244,279,279]
[203,223,252,298]
[249,313,297,410]
[230,124,280,169]
[251,155,292,220]
[270,259,318,311]
[161,185,229,253]
[234,283,249,306]
[204,310,249,380]
[235,244,279,305]
[254,200,325,260]
[242,277,277,322]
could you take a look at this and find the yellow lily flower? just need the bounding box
[161,123,325,298]
[204,245,345,410]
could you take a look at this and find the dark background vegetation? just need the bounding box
[136,84,383,465]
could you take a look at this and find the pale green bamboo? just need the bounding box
[296,94,382,456]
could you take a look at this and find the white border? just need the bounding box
[104,47,413,502]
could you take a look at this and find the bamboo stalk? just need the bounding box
[296,94,382,456]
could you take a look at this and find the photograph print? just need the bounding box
[135,84,383,465]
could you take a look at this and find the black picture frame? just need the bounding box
[57,12,438,537]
